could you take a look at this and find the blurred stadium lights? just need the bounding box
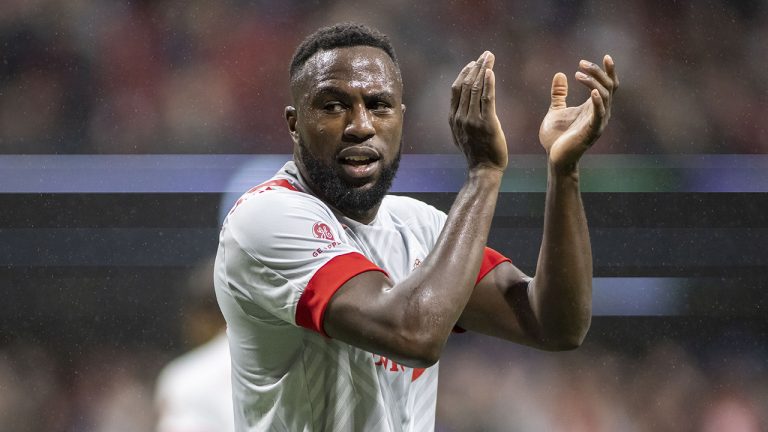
[2,154,768,193]
[1,154,766,318]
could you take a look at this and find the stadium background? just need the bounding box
[1,0,767,430]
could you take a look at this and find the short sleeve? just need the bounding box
[476,247,512,284]
[219,189,386,335]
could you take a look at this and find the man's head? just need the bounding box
[288,23,401,92]
[285,23,405,223]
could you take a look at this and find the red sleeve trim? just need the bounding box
[454,247,512,334]
[476,247,512,285]
[296,252,387,336]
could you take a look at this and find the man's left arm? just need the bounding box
[456,55,619,350]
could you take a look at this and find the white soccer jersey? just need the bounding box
[214,161,509,431]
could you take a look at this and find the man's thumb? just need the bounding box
[550,73,568,109]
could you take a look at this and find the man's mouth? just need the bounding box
[337,147,381,180]
[341,154,377,165]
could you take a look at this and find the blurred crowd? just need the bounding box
[1,334,766,431]
[1,0,767,155]
[437,338,768,432]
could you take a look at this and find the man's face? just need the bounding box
[286,45,405,221]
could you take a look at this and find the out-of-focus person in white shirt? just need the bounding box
[155,257,234,432]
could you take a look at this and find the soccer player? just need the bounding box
[214,22,618,431]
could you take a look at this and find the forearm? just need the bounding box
[530,163,592,348]
[393,168,502,354]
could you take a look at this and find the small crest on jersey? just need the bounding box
[413,258,422,270]
[312,222,334,241]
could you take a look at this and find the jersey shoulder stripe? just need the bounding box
[246,178,299,193]
[227,178,301,217]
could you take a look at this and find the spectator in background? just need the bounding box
[155,257,233,432]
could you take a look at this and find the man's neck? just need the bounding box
[336,203,381,225]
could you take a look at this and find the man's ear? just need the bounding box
[401,103,406,114]
[285,106,299,145]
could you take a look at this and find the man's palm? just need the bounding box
[538,57,618,172]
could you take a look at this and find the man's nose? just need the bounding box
[343,105,375,142]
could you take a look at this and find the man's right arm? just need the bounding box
[323,51,507,368]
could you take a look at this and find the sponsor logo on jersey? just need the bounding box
[311,222,341,257]
[312,222,335,241]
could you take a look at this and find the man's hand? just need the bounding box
[539,55,619,174]
[450,51,508,172]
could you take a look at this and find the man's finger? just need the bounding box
[550,72,568,110]
[468,52,494,118]
[585,89,606,143]
[451,61,474,118]
[591,88,606,122]
[480,69,496,120]
[603,54,619,92]
[576,70,610,102]
[578,59,613,94]
[459,52,487,116]
[483,50,495,71]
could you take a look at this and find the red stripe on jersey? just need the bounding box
[297,252,387,337]
[453,247,512,334]
[412,367,426,382]
[229,179,299,216]
[476,247,511,285]
[245,178,298,194]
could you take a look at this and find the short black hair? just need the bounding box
[289,22,400,85]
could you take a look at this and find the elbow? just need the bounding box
[393,329,445,368]
[531,281,593,351]
[407,334,443,367]
[387,297,452,368]
[537,313,592,352]
[386,346,441,369]
[398,351,440,369]
[388,315,449,368]
[540,332,586,351]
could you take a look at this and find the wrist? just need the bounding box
[547,158,581,182]
[468,164,505,184]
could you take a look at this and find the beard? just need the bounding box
[297,138,401,216]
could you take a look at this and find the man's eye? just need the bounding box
[371,102,392,113]
[324,102,345,112]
